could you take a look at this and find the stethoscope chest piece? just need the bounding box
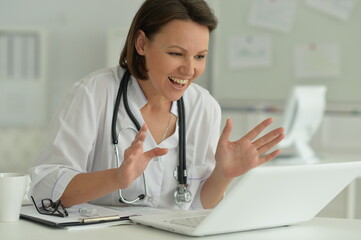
[174,184,192,205]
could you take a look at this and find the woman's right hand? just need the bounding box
[117,124,168,188]
[60,124,168,207]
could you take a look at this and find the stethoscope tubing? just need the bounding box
[177,99,187,185]
[112,69,188,204]
[113,70,146,204]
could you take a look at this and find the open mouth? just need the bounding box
[168,76,189,88]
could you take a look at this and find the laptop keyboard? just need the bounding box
[166,215,207,228]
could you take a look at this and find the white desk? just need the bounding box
[1,218,361,240]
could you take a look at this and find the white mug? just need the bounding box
[0,173,28,222]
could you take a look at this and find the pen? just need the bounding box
[80,215,122,223]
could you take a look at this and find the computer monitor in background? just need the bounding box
[277,85,327,163]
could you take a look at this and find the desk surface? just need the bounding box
[268,151,361,166]
[1,218,361,240]
[5,154,361,239]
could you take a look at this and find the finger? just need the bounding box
[257,133,285,156]
[125,136,145,158]
[137,124,148,140]
[219,119,232,143]
[140,123,147,131]
[252,127,285,149]
[127,125,147,154]
[242,118,274,141]
[258,149,282,165]
[144,147,169,160]
[131,124,147,146]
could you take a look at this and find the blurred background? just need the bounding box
[1,0,360,218]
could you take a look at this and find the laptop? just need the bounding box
[130,161,361,236]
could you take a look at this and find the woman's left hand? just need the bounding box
[215,118,285,179]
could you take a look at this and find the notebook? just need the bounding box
[20,203,130,228]
[130,161,361,236]
[21,202,166,229]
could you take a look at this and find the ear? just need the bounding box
[135,30,147,56]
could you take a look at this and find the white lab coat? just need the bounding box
[29,66,221,210]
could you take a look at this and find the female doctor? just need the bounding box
[29,0,284,210]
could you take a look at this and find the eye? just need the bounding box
[168,52,183,57]
[195,55,206,60]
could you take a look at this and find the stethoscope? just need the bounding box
[112,69,192,206]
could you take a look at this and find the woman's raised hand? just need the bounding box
[118,124,168,188]
[215,118,285,179]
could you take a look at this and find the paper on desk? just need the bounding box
[21,203,168,230]
[106,205,169,216]
[64,205,168,231]
[21,203,126,225]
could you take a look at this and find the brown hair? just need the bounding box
[119,0,217,80]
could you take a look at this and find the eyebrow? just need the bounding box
[167,45,208,54]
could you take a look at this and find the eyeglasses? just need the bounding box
[31,196,69,218]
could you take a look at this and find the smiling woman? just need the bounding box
[135,20,209,102]
[28,0,284,211]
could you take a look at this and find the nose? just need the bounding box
[180,57,195,76]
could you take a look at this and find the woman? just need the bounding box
[29,0,284,210]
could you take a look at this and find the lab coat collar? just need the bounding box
[127,76,179,148]
[129,76,178,117]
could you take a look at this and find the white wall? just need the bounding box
[0,0,144,117]
[212,0,361,103]
[0,0,144,174]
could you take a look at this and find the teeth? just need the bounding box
[169,76,189,85]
